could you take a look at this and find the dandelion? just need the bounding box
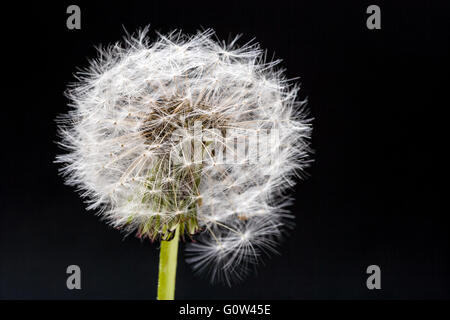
[56,27,312,299]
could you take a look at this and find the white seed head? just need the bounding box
[56,27,312,284]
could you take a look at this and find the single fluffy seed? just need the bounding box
[56,27,312,284]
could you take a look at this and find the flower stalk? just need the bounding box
[157,224,180,300]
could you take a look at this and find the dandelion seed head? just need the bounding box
[56,27,312,284]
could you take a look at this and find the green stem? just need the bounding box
[157,224,180,300]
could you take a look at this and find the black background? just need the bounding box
[1,0,449,299]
